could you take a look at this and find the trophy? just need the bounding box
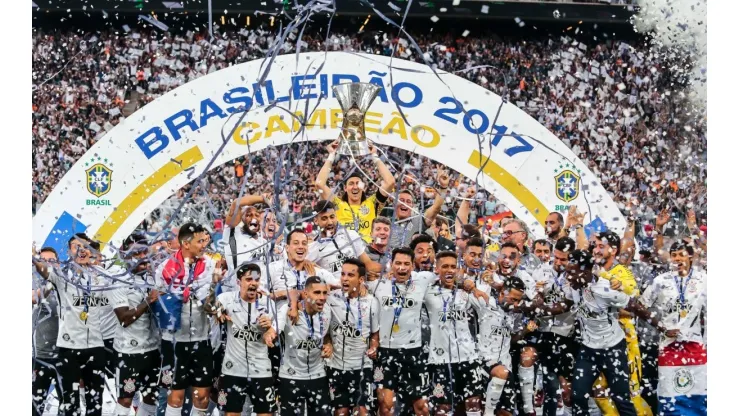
[332,82,382,157]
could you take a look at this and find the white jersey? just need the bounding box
[564,278,630,349]
[154,259,216,343]
[307,228,367,278]
[109,270,160,354]
[327,291,380,371]
[278,307,332,380]
[48,267,110,349]
[367,271,437,349]
[492,270,537,332]
[471,281,516,370]
[222,226,270,291]
[424,286,479,365]
[218,291,276,378]
[96,266,121,340]
[640,267,707,349]
[532,265,575,337]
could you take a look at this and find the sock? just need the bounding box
[115,402,130,416]
[484,377,507,416]
[519,365,535,413]
[563,405,572,416]
[466,412,482,416]
[136,403,157,416]
[190,406,212,416]
[588,398,603,416]
[165,404,182,416]
[594,396,619,416]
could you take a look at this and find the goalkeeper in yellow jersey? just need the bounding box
[591,231,653,416]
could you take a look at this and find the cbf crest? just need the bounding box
[554,162,583,203]
[84,156,114,206]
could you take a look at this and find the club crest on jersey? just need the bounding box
[381,296,417,308]
[359,205,370,215]
[85,163,113,198]
[218,390,228,406]
[374,367,384,382]
[123,378,136,394]
[433,383,445,398]
[554,162,582,203]
[160,370,173,386]
[673,368,694,394]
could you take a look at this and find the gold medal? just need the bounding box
[79,311,88,321]
[392,324,400,333]
[679,309,688,319]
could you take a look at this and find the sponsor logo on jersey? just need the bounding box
[438,309,469,322]
[233,325,263,342]
[673,368,694,394]
[71,295,110,307]
[381,296,417,308]
[296,337,321,350]
[332,320,363,338]
[123,378,137,394]
[328,251,349,273]
[488,326,511,338]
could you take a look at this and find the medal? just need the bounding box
[79,311,88,320]
[392,324,400,333]
[679,309,688,319]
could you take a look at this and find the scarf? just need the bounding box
[162,249,206,302]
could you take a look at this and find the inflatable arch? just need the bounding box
[33,52,625,258]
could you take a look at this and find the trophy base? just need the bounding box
[337,140,371,158]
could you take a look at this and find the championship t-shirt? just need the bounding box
[332,191,386,243]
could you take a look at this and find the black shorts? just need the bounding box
[160,340,213,390]
[115,349,161,400]
[279,377,331,416]
[481,362,518,414]
[218,375,276,414]
[328,367,374,409]
[103,338,115,376]
[537,332,576,380]
[429,361,487,405]
[374,347,429,401]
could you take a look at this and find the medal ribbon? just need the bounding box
[303,303,324,346]
[439,285,452,323]
[673,268,694,317]
[391,275,412,330]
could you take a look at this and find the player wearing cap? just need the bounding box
[206,263,278,416]
[366,247,439,416]
[33,233,110,416]
[108,234,161,416]
[223,192,271,290]
[278,275,334,415]
[425,251,486,415]
[307,200,373,279]
[154,223,217,416]
[326,258,380,416]
[316,140,396,243]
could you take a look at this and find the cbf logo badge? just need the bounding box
[84,156,114,207]
[554,162,583,204]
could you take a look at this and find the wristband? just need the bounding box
[372,154,381,162]
[327,153,336,163]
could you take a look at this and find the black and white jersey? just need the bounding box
[218,291,276,378]
[367,271,437,349]
[532,265,575,337]
[492,270,537,332]
[108,268,160,354]
[563,279,630,350]
[470,282,516,371]
[307,228,367,278]
[222,226,270,291]
[278,307,332,380]
[48,267,111,350]
[154,260,215,343]
[94,266,119,341]
[326,291,380,371]
[424,286,479,365]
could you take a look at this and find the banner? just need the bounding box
[32,52,625,256]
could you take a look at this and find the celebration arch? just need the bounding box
[33,52,625,258]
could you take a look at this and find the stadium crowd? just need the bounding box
[32,22,707,416]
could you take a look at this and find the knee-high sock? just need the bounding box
[135,402,157,416]
[115,402,130,416]
[632,395,654,416]
[484,377,507,416]
[519,365,535,413]
[562,405,572,416]
[164,405,182,416]
[190,406,212,416]
[594,396,619,416]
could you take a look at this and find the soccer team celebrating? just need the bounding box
[32,142,707,416]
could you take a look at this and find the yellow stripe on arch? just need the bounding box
[467,150,548,226]
[93,146,205,243]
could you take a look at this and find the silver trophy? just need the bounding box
[332,82,382,157]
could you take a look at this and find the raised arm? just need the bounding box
[423,170,450,227]
[620,219,637,265]
[226,192,269,229]
[315,140,340,201]
[565,206,588,250]
[654,209,670,264]
[455,187,476,240]
[369,144,396,197]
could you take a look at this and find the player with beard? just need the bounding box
[155,223,217,416]
[544,213,565,242]
[316,140,396,243]
[531,237,577,416]
[410,234,437,273]
[308,200,373,279]
[223,193,271,290]
[33,233,110,416]
[560,250,638,416]
[205,263,278,416]
[388,170,450,249]
[366,247,438,416]
[425,251,486,416]
[108,234,161,416]
[326,258,380,416]
[591,231,652,416]
[278,276,334,415]
[366,217,392,264]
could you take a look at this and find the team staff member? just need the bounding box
[155,223,217,416]
[326,259,380,416]
[33,233,109,416]
[206,263,278,416]
[316,140,396,243]
[109,234,161,416]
